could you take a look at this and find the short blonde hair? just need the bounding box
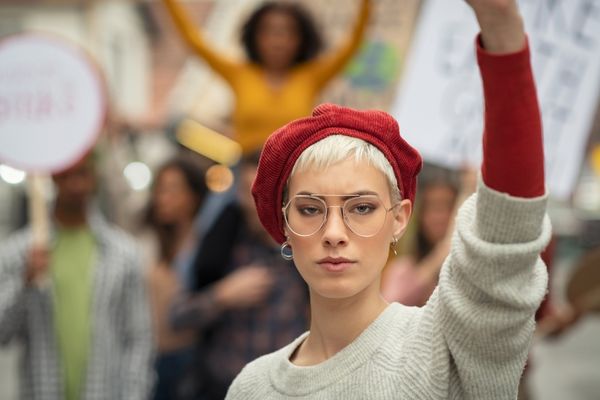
[287,135,401,203]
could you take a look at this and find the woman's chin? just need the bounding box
[310,280,365,301]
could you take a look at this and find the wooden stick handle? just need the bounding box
[27,173,50,288]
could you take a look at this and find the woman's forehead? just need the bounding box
[288,158,391,198]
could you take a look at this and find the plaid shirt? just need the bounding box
[172,212,309,400]
[0,213,154,400]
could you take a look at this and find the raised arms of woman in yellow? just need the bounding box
[309,0,372,89]
[162,0,239,85]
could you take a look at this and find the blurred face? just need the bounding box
[255,9,301,70]
[286,158,411,300]
[153,167,198,225]
[52,156,96,210]
[420,184,456,245]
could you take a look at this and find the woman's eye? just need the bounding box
[350,203,376,215]
[298,206,322,216]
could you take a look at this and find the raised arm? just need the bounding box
[416,2,550,398]
[469,0,545,198]
[162,0,239,84]
[310,0,372,88]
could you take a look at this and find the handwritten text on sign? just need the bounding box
[0,66,76,122]
[391,0,600,200]
[0,35,105,173]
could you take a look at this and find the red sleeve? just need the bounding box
[476,36,545,198]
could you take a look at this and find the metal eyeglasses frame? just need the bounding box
[282,194,400,237]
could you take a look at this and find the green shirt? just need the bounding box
[51,227,96,400]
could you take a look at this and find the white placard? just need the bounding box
[391,0,600,200]
[0,34,106,173]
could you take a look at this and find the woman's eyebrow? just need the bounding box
[295,190,380,199]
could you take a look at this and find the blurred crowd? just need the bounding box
[1,1,599,400]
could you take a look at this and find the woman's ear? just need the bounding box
[392,199,412,239]
[283,225,292,242]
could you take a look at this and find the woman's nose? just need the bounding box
[321,206,348,247]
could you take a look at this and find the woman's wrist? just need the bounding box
[479,22,526,53]
[471,2,526,53]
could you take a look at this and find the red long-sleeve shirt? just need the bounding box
[477,37,545,198]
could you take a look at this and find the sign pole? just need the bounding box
[27,173,50,288]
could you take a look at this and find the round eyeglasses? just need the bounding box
[282,194,399,237]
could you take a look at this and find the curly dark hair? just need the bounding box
[241,1,323,66]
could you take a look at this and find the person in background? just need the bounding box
[226,0,550,397]
[0,152,153,400]
[145,155,208,400]
[535,245,600,338]
[170,151,310,400]
[519,245,600,400]
[162,0,372,154]
[382,165,476,307]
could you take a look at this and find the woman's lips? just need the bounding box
[317,258,355,272]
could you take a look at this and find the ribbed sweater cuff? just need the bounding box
[475,179,548,244]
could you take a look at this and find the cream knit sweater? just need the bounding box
[226,182,550,399]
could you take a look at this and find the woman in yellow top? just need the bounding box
[163,0,372,154]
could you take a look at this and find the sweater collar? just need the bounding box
[269,303,402,396]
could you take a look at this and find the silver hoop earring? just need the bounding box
[280,241,294,261]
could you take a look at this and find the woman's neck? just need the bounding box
[264,69,289,89]
[292,283,388,366]
[174,220,195,252]
[54,204,87,228]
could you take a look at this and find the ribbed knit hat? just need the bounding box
[252,103,422,244]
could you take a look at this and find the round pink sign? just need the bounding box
[0,34,106,173]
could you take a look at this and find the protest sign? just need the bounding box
[392,0,600,200]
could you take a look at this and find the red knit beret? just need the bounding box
[252,103,422,244]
